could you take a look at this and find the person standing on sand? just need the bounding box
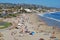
[50,31,56,40]
[39,38,44,40]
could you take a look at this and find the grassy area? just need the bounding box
[3,14,17,18]
[0,22,12,29]
[5,14,17,18]
[0,13,19,18]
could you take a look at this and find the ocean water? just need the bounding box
[38,12,60,28]
[43,12,60,20]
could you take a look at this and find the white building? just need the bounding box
[24,9,32,12]
[13,11,18,14]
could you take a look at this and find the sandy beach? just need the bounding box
[0,13,60,40]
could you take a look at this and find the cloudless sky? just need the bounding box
[0,0,60,8]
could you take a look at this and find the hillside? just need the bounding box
[0,3,60,10]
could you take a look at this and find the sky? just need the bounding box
[0,0,60,8]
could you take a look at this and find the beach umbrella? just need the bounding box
[30,31,35,35]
